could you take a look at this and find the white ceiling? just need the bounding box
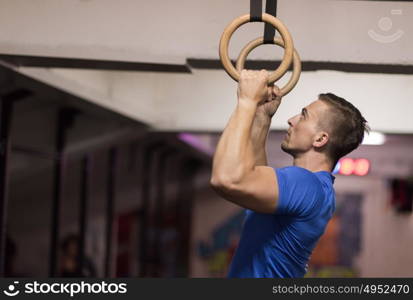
[0,0,411,64]
[1,0,412,133]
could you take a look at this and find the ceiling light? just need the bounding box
[362,131,386,145]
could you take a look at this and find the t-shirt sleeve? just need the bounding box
[274,166,324,217]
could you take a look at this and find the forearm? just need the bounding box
[212,100,257,184]
[251,117,271,166]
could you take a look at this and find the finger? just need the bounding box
[240,69,249,81]
[260,69,268,79]
[242,70,252,79]
[267,86,272,101]
[272,85,282,98]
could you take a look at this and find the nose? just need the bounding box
[287,114,299,127]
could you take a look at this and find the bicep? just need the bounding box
[216,166,279,214]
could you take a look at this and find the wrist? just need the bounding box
[238,97,259,109]
[252,118,270,144]
[254,115,272,129]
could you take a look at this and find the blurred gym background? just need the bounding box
[0,0,412,277]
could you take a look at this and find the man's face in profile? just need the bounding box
[281,100,330,156]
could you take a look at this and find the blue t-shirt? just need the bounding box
[227,166,336,278]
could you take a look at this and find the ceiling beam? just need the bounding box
[187,59,413,75]
[1,54,412,75]
[0,54,191,73]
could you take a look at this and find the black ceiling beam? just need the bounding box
[0,54,191,73]
[1,54,411,75]
[187,59,413,75]
[347,0,413,2]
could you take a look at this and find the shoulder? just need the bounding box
[275,166,321,185]
[274,166,325,216]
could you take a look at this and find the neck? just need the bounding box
[292,151,332,173]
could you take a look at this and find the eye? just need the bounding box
[300,109,307,119]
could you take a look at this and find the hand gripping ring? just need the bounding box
[236,37,302,96]
[219,13,294,84]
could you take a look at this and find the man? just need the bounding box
[210,70,369,278]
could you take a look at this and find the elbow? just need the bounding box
[210,175,225,191]
[210,174,240,193]
[210,165,251,194]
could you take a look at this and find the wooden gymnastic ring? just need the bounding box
[236,37,301,96]
[219,13,294,84]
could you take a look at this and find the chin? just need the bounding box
[281,142,297,157]
[281,142,290,153]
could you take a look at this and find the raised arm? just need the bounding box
[210,70,282,214]
[251,84,282,166]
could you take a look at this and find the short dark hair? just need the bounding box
[318,93,370,165]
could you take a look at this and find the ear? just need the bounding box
[313,131,329,148]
